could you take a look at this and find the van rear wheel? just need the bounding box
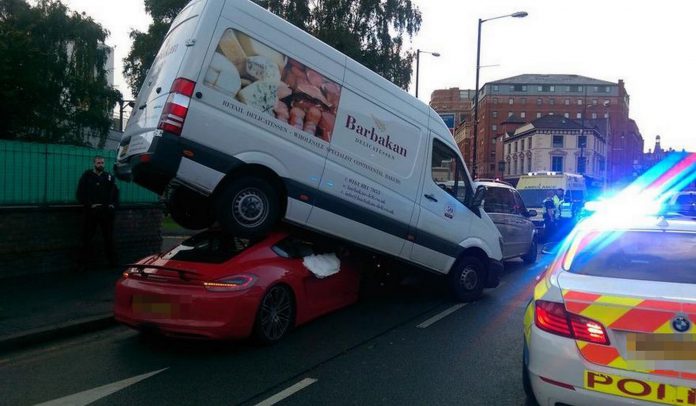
[216,176,280,238]
[448,257,485,302]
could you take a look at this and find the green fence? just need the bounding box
[0,140,160,206]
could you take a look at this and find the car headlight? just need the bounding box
[203,274,257,292]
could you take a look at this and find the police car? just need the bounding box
[523,215,696,405]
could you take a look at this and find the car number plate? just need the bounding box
[132,295,173,317]
[585,370,696,405]
[626,333,696,361]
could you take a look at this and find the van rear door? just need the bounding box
[118,0,208,159]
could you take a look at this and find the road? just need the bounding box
[0,256,546,406]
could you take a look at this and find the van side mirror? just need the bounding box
[526,209,538,217]
[472,185,486,207]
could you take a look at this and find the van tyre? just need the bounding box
[217,176,280,238]
[448,257,485,302]
[167,188,214,230]
[253,285,295,345]
[522,239,538,264]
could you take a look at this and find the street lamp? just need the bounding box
[415,49,440,99]
[471,11,527,178]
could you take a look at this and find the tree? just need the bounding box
[0,0,120,145]
[256,0,422,89]
[123,0,421,95]
[123,0,188,96]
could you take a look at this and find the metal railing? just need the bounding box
[0,140,159,206]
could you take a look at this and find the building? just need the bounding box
[502,115,607,188]
[470,74,642,183]
[430,88,475,162]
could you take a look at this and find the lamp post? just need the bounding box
[415,49,440,99]
[471,11,527,178]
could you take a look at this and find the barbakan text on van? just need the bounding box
[345,115,408,159]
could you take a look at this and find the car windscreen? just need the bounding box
[569,230,696,284]
[163,231,257,264]
[518,189,549,208]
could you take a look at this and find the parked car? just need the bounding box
[523,215,696,405]
[114,229,360,344]
[474,179,537,263]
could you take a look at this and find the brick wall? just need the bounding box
[0,206,163,278]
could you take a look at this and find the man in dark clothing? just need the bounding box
[543,190,557,242]
[77,155,119,268]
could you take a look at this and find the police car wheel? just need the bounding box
[522,345,539,405]
[448,257,484,302]
[217,176,280,238]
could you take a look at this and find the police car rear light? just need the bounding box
[535,300,609,345]
[157,78,196,136]
[536,300,572,336]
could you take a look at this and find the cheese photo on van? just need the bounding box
[204,28,341,142]
[115,0,504,302]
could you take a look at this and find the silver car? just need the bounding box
[475,180,537,263]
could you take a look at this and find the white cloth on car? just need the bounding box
[302,253,340,278]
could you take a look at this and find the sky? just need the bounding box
[62,0,696,152]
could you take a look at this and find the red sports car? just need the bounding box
[114,229,360,343]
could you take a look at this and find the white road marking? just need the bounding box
[255,378,318,406]
[35,368,168,406]
[416,303,468,328]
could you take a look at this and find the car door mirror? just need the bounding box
[526,209,537,217]
[472,185,486,207]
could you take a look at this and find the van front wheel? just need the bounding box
[216,176,280,237]
[448,257,485,302]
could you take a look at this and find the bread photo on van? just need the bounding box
[204,28,341,142]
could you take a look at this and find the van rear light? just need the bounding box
[535,300,609,345]
[158,78,196,136]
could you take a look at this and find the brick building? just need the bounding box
[430,88,475,164]
[462,74,642,184]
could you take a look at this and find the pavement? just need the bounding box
[0,234,191,353]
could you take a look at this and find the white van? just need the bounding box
[516,172,586,238]
[115,0,503,301]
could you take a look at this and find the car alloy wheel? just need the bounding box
[258,285,293,342]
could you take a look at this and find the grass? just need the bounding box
[161,215,191,235]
